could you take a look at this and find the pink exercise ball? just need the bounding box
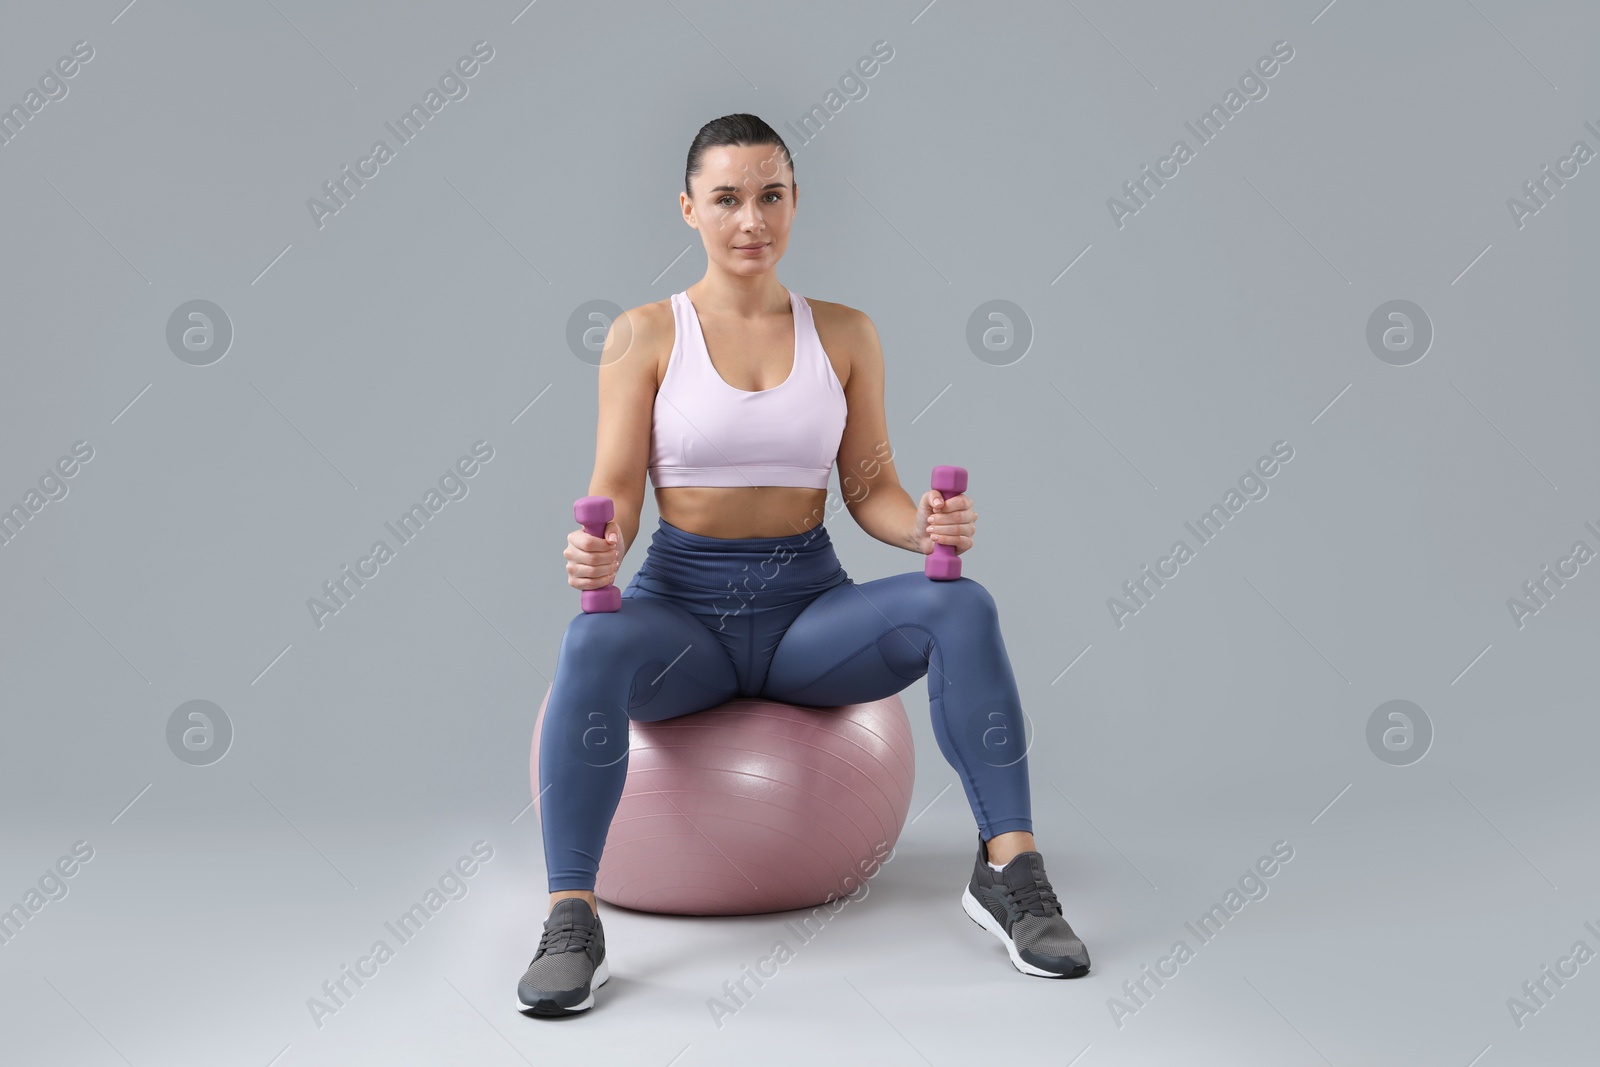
[530,685,916,916]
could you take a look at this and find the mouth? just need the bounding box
[734,243,768,251]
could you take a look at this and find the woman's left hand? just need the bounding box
[913,489,976,556]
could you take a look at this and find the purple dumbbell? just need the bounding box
[574,495,622,613]
[925,465,968,581]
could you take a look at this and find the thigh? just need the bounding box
[760,572,951,706]
[556,593,740,722]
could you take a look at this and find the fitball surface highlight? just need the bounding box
[531,685,915,915]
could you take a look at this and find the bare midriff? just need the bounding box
[655,486,829,539]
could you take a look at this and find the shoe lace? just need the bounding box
[538,917,597,955]
[1009,876,1061,918]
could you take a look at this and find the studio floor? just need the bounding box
[5,770,1595,1067]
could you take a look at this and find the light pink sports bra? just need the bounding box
[648,289,847,490]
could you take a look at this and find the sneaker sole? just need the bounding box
[961,886,1087,979]
[516,956,610,1015]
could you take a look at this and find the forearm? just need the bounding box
[847,481,920,552]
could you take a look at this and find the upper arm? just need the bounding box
[589,303,664,506]
[833,307,901,508]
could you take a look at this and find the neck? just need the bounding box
[689,268,788,318]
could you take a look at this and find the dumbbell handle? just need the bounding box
[574,495,622,613]
[925,465,968,581]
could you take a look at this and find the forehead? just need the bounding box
[698,143,791,190]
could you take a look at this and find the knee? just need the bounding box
[885,572,999,629]
[934,575,998,624]
[877,574,998,647]
[558,609,633,667]
[554,613,634,699]
[555,609,674,713]
[546,617,634,764]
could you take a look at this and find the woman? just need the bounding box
[518,114,1090,1016]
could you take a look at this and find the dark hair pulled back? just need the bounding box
[684,113,794,199]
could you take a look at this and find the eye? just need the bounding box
[715,192,783,207]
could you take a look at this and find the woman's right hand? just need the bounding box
[566,519,622,590]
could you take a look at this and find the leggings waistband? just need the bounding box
[631,517,846,593]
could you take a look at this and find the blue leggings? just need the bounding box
[538,517,1034,891]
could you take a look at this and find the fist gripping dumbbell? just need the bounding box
[574,496,622,613]
[925,465,968,581]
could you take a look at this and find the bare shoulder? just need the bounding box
[805,296,877,343]
[604,297,675,390]
[802,296,880,389]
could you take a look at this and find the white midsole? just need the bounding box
[517,955,610,1013]
[961,887,1066,978]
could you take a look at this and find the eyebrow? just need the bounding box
[709,183,787,193]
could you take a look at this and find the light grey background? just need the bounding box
[2,1,1596,1064]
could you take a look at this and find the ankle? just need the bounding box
[984,830,1037,867]
[549,889,597,915]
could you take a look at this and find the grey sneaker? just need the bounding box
[517,897,610,1014]
[961,831,1090,978]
